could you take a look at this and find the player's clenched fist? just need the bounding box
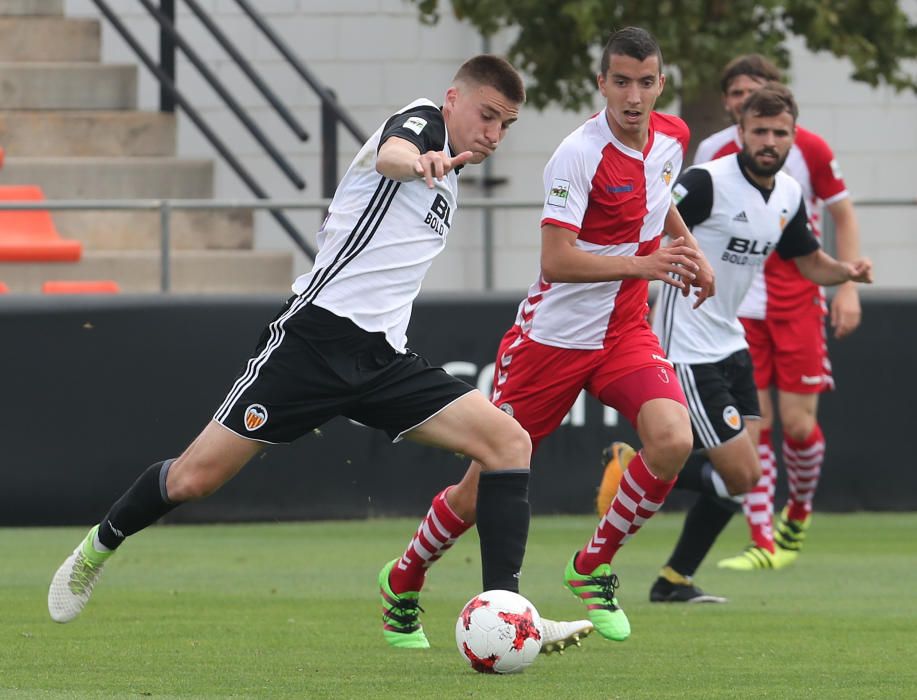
[414,150,474,188]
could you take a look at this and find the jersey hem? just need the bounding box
[525,329,604,351]
[212,417,285,446]
[392,387,476,443]
[541,218,581,234]
[822,189,849,206]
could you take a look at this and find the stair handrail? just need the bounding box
[90,0,317,258]
[230,0,369,197]
[139,0,305,190]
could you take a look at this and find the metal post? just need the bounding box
[321,88,339,199]
[159,0,175,112]
[160,200,172,292]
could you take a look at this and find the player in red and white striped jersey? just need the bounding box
[694,55,864,568]
[385,27,715,644]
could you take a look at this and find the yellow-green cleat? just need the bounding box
[563,553,630,641]
[774,507,812,553]
[378,559,429,649]
[717,544,797,571]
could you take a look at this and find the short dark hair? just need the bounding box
[453,54,526,104]
[740,81,798,124]
[600,27,663,75]
[720,54,781,94]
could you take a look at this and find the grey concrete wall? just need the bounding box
[65,0,917,291]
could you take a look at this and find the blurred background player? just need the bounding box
[694,55,864,569]
[379,27,715,646]
[48,55,540,635]
[647,84,871,600]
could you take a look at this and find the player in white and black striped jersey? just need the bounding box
[648,84,872,602]
[47,56,550,647]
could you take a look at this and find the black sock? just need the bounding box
[666,493,738,578]
[97,460,178,550]
[674,452,723,497]
[476,469,530,593]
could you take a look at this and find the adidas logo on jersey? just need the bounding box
[733,211,749,222]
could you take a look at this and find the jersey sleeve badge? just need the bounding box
[547,178,571,207]
[402,116,428,135]
[671,182,687,205]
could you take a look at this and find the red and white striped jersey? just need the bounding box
[513,111,689,350]
[694,124,849,319]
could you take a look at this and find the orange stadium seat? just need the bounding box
[0,185,82,262]
[42,280,120,294]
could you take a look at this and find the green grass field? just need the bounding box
[2,513,915,699]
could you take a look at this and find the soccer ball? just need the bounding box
[455,590,543,674]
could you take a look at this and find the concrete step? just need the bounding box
[0,0,62,15]
[0,63,137,109]
[0,250,294,293]
[53,208,254,250]
[0,17,99,62]
[0,111,176,157]
[0,157,213,198]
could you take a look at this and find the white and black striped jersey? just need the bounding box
[291,98,458,353]
[654,154,819,364]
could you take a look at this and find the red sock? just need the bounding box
[389,487,472,594]
[784,424,824,521]
[576,451,675,573]
[743,428,776,551]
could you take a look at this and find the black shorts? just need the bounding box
[213,298,475,444]
[674,349,760,450]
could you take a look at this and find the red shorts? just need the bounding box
[490,324,687,451]
[741,311,834,394]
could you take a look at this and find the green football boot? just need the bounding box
[717,544,797,571]
[378,559,429,649]
[774,506,812,553]
[563,553,630,641]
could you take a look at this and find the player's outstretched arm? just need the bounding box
[794,249,873,286]
[540,225,699,287]
[376,136,472,188]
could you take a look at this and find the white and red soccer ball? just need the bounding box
[455,590,543,674]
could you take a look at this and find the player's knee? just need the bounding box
[484,421,532,470]
[724,465,761,495]
[646,426,693,480]
[783,417,817,443]
[165,458,226,502]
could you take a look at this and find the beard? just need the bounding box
[739,145,788,178]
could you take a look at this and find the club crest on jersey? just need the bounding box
[722,406,741,431]
[498,402,514,417]
[780,208,788,229]
[244,404,268,431]
[548,178,570,207]
[402,116,428,135]
[662,161,674,186]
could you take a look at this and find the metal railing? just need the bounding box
[92,0,369,259]
[0,197,913,292]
